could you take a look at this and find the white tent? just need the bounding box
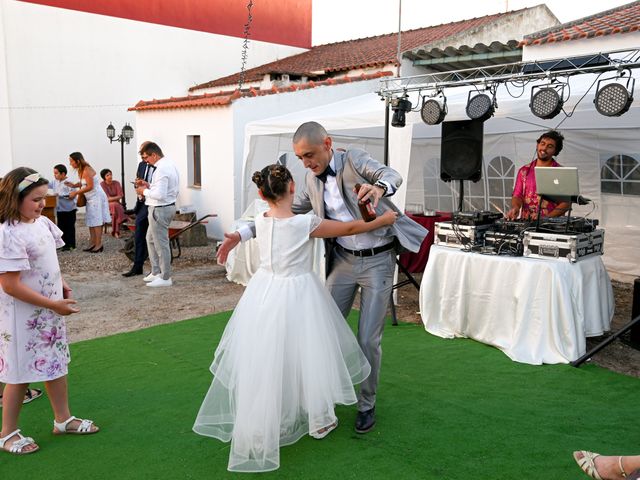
[243,73,640,277]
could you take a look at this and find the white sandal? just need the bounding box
[53,415,99,435]
[0,429,39,455]
[574,451,604,480]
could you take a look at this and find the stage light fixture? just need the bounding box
[466,90,495,122]
[421,94,447,125]
[530,83,565,119]
[391,94,412,128]
[594,77,635,117]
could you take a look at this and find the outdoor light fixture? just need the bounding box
[530,83,566,119]
[421,93,447,125]
[594,76,635,117]
[466,89,495,122]
[391,94,412,128]
[106,122,135,210]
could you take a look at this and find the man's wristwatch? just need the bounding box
[374,181,389,196]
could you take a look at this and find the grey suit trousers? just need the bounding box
[326,245,396,412]
[147,205,176,280]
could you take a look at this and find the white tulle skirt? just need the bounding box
[193,269,370,472]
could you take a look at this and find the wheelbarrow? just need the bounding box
[122,213,217,262]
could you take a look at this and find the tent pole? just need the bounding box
[384,98,390,166]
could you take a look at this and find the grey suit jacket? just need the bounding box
[292,148,428,254]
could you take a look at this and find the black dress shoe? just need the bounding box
[122,267,143,277]
[82,245,96,252]
[355,407,376,434]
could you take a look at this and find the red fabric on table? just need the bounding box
[399,212,452,273]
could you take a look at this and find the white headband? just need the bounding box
[17,172,42,192]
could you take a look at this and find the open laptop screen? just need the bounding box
[535,166,579,202]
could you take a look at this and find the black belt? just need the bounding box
[338,242,395,257]
[154,203,175,207]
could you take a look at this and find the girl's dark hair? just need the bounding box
[252,164,293,201]
[100,168,112,180]
[54,164,67,175]
[0,167,50,224]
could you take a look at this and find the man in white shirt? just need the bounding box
[135,142,179,287]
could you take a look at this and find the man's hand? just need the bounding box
[135,180,149,196]
[354,184,385,208]
[505,207,519,220]
[216,231,241,265]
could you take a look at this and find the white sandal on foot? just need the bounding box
[53,416,99,435]
[0,429,39,455]
[574,451,604,480]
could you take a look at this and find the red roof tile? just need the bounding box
[189,10,526,92]
[129,72,393,111]
[520,1,640,46]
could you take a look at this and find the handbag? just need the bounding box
[76,191,86,207]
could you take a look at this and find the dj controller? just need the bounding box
[434,211,603,261]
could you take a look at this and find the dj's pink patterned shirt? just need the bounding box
[512,159,561,219]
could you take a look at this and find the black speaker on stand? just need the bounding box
[440,120,484,211]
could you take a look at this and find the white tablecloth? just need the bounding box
[419,246,614,365]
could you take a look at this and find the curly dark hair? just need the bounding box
[537,130,564,155]
[252,164,293,201]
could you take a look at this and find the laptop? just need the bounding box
[535,166,579,202]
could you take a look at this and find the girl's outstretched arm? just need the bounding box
[0,271,79,315]
[310,210,398,239]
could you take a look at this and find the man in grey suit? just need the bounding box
[218,122,427,434]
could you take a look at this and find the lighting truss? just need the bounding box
[377,48,640,100]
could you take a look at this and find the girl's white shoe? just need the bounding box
[53,415,99,435]
[0,429,39,455]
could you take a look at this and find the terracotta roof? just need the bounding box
[521,1,640,46]
[189,10,526,92]
[129,72,393,111]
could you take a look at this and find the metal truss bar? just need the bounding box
[378,48,640,98]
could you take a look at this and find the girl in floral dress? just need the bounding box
[0,167,99,455]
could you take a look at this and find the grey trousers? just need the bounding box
[326,246,395,412]
[146,205,176,280]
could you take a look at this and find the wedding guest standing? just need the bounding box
[51,164,77,251]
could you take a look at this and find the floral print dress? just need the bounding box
[0,216,69,383]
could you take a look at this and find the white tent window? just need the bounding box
[601,154,640,196]
[486,156,515,213]
[423,158,455,212]
[458,178,486,211]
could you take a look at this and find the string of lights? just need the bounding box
[238,0,254,91]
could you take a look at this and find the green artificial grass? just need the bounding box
[4,311,640,479]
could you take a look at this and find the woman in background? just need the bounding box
[100,168,127,239]
[67,152,110,252]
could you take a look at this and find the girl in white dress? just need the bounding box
[193,164,397,472]
[0,168,99,456]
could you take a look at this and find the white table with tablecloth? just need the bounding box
[419,245,614,365]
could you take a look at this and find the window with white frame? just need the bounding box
[601,154,640,196]
[423,158,455,212]
[486,156,516,213]
[187,135,201,187]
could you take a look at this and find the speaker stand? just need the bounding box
[457,179,464,212]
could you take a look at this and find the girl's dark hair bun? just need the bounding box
[253,164,293,201]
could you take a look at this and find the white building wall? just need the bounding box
[0,0,305,184]
[133,107,234,241]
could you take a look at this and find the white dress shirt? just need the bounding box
[143,157,179,207]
